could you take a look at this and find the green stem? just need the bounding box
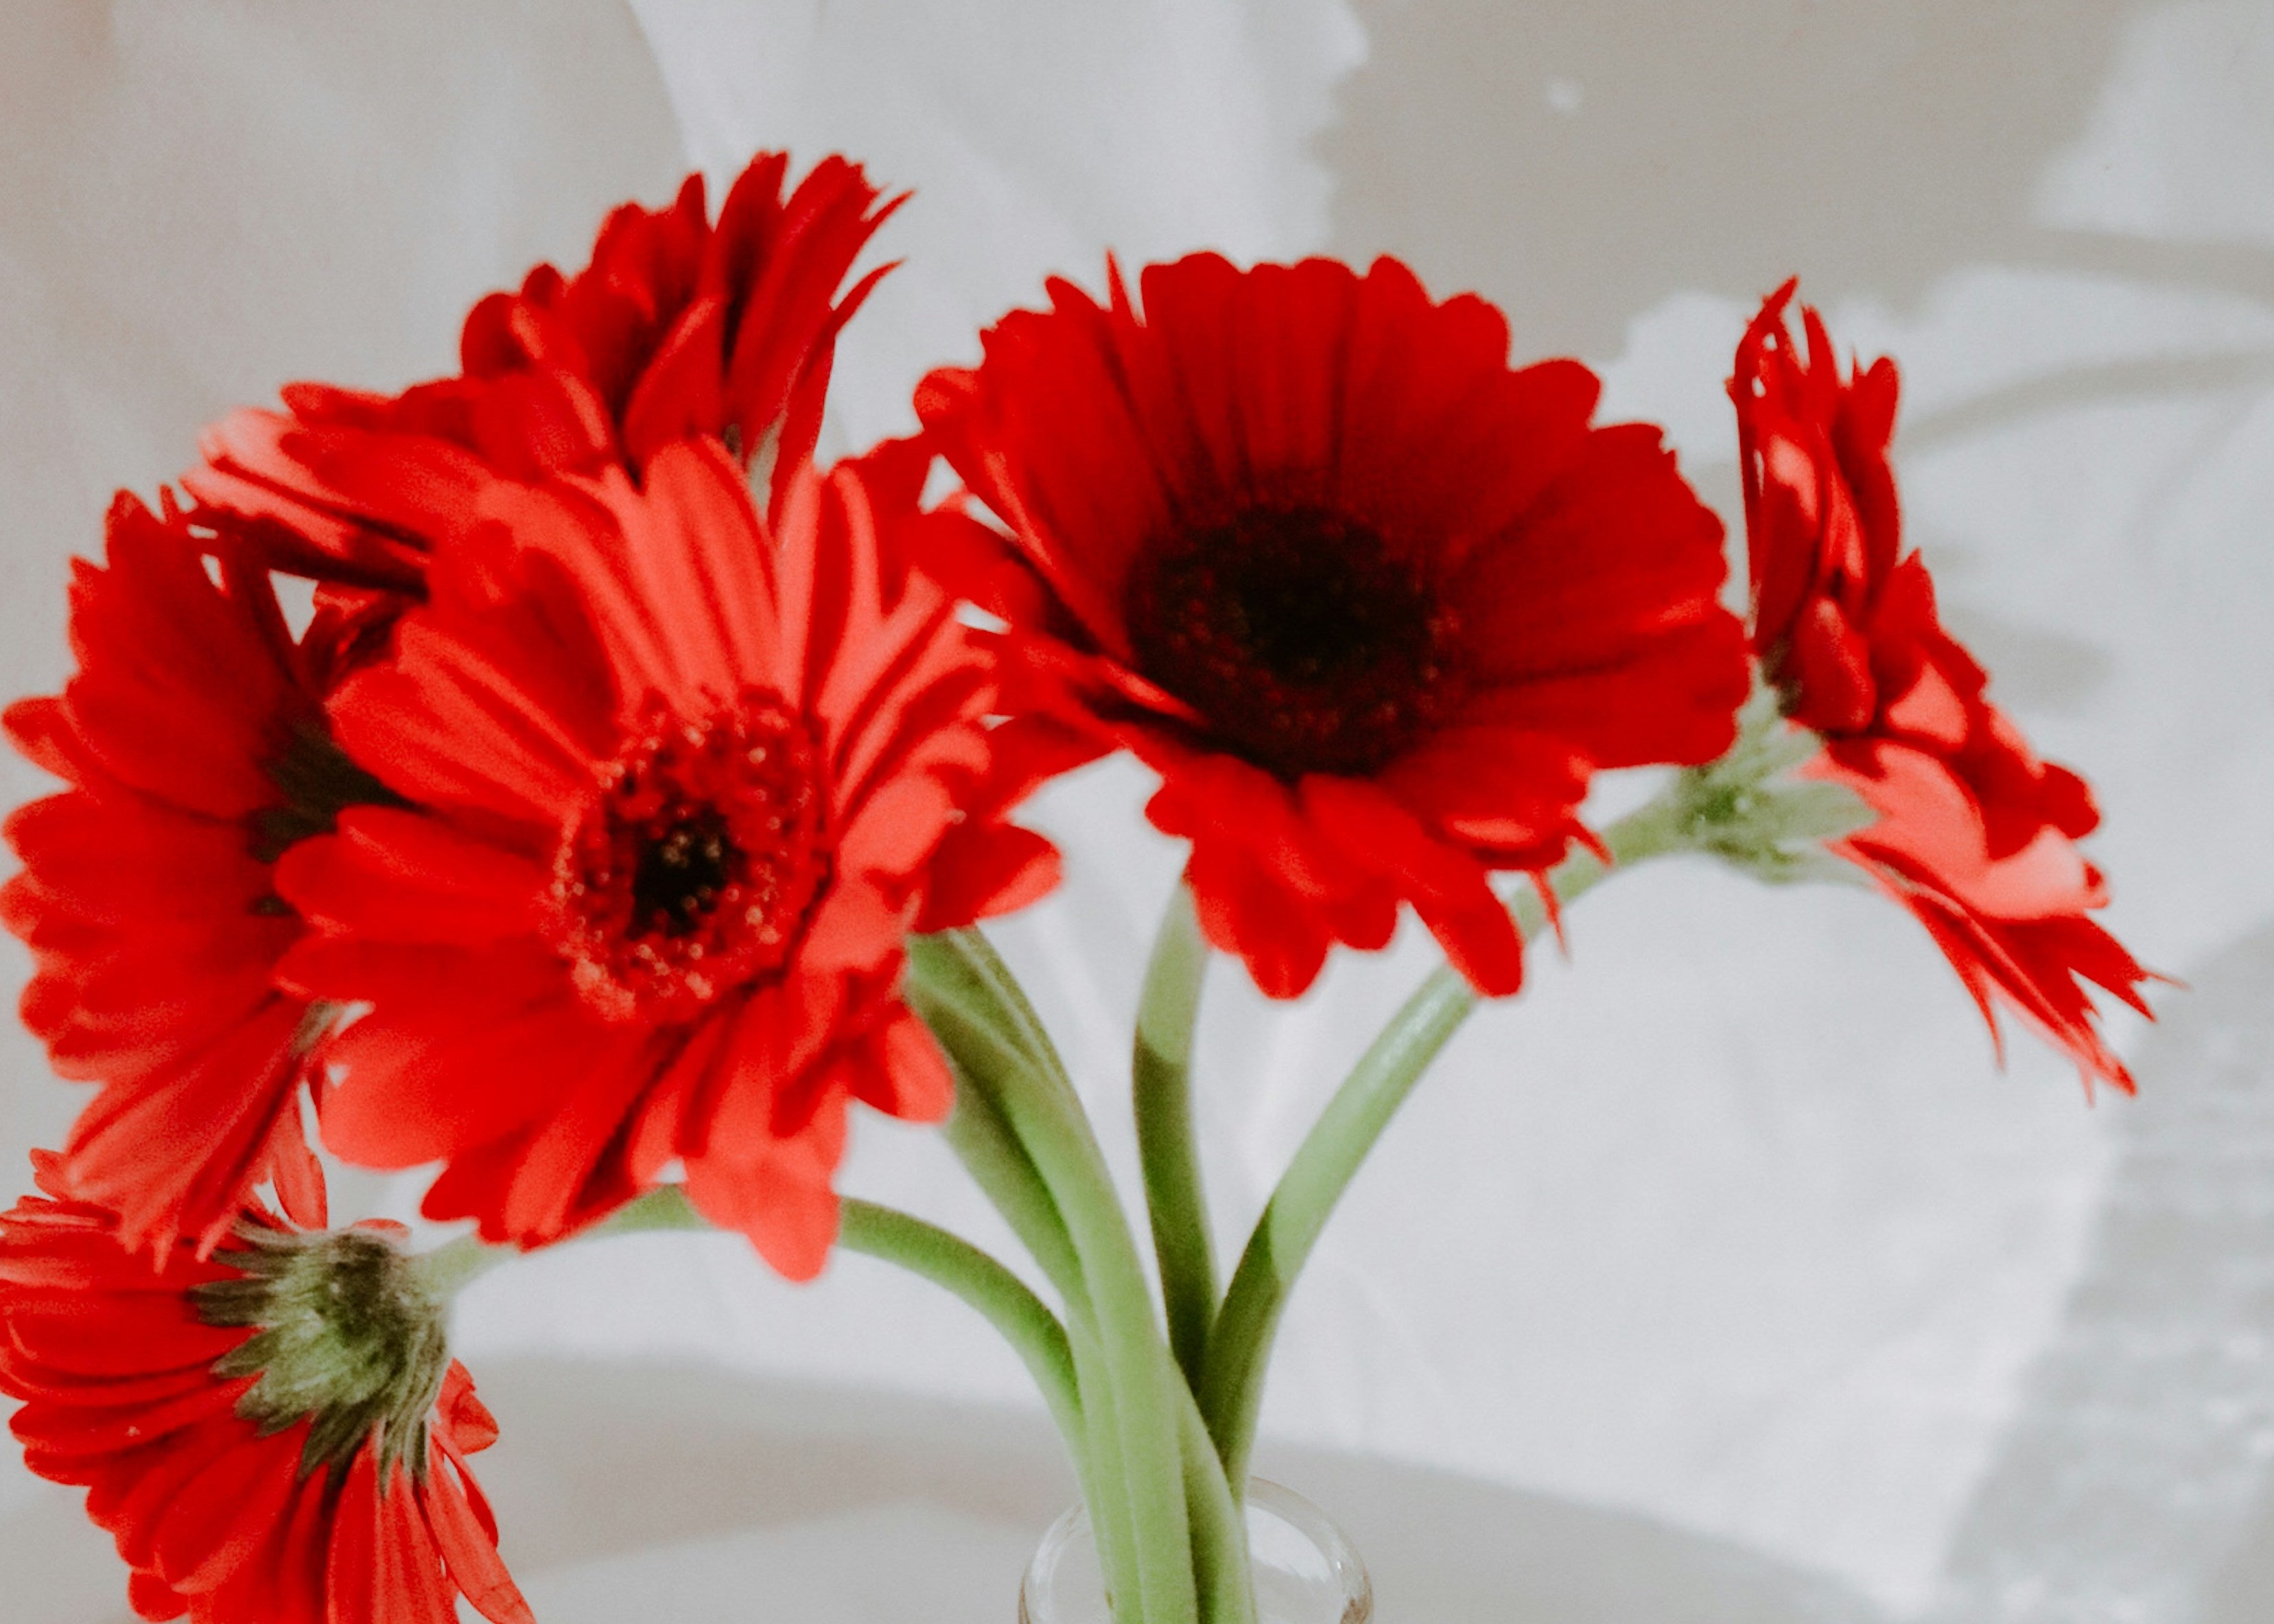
[1175,1362,1258,1624]
[836,1197,1084,1452]
[914,957,1153,1605]
[410,1232,509,1299]
[1002,1090,1201,1624]
[911,932,1202,1624]
[412,1182,712,1298]
[939,1072,1142,1613]
[534,1184,1090,1446]
[1069,1310,1147,1621]
[1124,886,1258,1619]
[936,926,1075,1094]
[1197,797,1689,1490]
[585,1183,712,1236]
[943,1068,1090,1313]
[1133,881,1217,1389]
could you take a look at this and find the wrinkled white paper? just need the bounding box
[5,3,2273,1619]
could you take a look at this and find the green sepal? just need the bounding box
[196,1225,451,1483]
[1671,686,1877,885]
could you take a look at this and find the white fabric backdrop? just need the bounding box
[4,4,2273,1620]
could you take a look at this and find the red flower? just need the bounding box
[270,439,1053,1278]
[1,494,386,1256]
[1731,280,2153,1090]
[917,252,1750,998]
[180,152,902,596]
[0,1155,528,1624]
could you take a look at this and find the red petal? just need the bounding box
[421,1449,534,1624]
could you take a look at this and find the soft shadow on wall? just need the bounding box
[1324,1,2274,357]
[1331,7,2274,1619]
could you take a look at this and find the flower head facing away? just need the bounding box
[918,252,1752,998]
[0,1157,527,1624]
[1731,280,2154,1090]
[193,1223,452,1480]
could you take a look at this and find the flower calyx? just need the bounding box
[193,1221,452,1481]
[1665,685,1877,884]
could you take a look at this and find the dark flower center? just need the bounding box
[631,808,738,938]
[253,720,404,864]
[553,690,830,1022]
[1124,504,1461,778]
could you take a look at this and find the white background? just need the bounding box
[3,3,2272,1619]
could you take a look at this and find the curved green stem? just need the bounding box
[1068,1310,1147,1621]
[936,926,1077,1094]
[539,1184,1088,1449]
[994,1074,1200,1624]
[939,1072,1144,1616]
[1175,1359,1258,1624]
[414,1182,709,1299]
[585,1183,712,1236]
[411,1232,511,1299]
[943,1066,1090,1312]
[836,1197,1085,1454]
[1197,797,1689,1490]
[1134,881,1217,1389]
[1196,962,1475,1490]
[911,932,1202,1624]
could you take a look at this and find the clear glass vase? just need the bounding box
[1018,1478,1372,1624]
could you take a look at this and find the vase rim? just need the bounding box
[1019,1475,1372,1623]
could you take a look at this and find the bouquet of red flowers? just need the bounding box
[0,152,2153,1624]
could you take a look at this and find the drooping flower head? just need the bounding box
[918,252,1750,997]
[0,1155,527,1624]
[271,438,1055,1278]
[1,493,388,1257]
[182,151,903,596]
[1731,279,2153,1090]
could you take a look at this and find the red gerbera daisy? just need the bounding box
[268,438,1054,1278]
[1731,280,2154,1091]
[180,150,902,596]
[915,252,1750,998]
[1,493,388,1257]
[0,1155,528,1624]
